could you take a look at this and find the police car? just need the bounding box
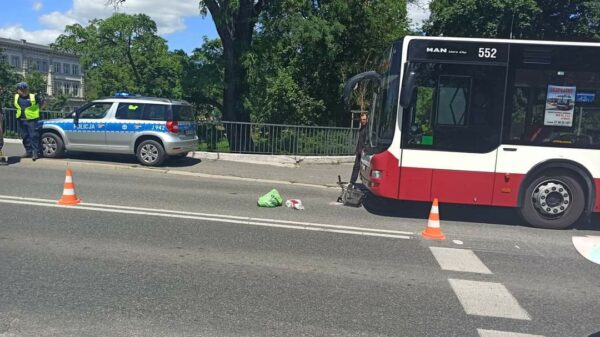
[40,93,199,166]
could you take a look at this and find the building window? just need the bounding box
[72,65,79,75]
[54,62,61,73]
[63,63,70,74]
[9,56,19,68]
[72,83,79,97]
[0,55,7,64]
[41,61,49,72]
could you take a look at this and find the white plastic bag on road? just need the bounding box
[285,199,304,210]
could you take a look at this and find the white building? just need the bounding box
[0,37,85,111]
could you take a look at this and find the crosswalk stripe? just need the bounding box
[477,329,545,337]
[449,279,531,320]
[430,247,492,274]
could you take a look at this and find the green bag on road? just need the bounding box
[257,189,283,207]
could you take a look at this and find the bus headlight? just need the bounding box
[371,170,382,179]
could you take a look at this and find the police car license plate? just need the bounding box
[184,128,194,136]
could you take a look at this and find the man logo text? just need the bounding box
[427,48,448,53]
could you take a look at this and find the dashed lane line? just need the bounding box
[477,329,545,337]
[430,247,545,336]
[430,247,492,274]
[448,279,531,320]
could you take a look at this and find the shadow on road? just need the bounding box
[50,152,202,168]
[361,189,600,232]
[1,156,23,165]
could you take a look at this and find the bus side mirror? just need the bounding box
[342,71,382,108]
[400,64,417,108]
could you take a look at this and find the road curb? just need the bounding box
[190,151,354,166]
[15,158,337,190]
[3,138,353,166]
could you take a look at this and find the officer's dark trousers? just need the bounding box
[18,119,40,155]
[0,113,4,151]
[350,153,361,184]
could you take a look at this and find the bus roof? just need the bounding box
[401,35,600,48]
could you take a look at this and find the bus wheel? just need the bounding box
[519,172,585,229]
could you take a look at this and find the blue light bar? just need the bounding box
[115,92,131,97]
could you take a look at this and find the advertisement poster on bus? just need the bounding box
[544,85,576,127]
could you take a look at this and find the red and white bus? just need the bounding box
[344,36,600,229]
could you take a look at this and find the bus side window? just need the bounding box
[408,86,434,145]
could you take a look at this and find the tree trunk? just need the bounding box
[203,0,268,152]
[222,47,253,152]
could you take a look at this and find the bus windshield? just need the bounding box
[369,43,402,153]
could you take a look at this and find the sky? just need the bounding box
[0,0,431,54]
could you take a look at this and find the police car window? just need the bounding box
[116,103,145,120]
[172,105,195,121]
[142,105,168,121]
[79,103,112,119]
[116,103,169,120]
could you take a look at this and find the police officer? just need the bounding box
[13,82,46,161]
[0,97,6,165]
[349,112,369,185]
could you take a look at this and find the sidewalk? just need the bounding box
[1,140,354,188]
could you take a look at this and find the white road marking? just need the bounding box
[449,279,531,320]
[478,329,545,337]
[430,247,492,274]
[0,194,412,236]
[572,236,600,265]
[452,239,464,245]
[0,195,412,240]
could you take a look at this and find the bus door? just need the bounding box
[400,63,507,205]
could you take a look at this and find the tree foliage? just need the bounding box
[23,71,48,95]
[247,0,409,125]
[179,38,224,119]
[0,56,22,108]
[52,13,182,99]
[424,0,600,41]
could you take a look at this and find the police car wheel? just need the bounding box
[41,132,64,158]
[136,140,165,166]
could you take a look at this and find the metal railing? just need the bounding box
[198,121,358,156]
[2,108,67,138]
[1,108,358,156]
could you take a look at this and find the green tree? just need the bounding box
[179,38,224,119]
[47,94,70,111]
[247,0,409,125]
[0,55,22,108]
[52,13,182,99]
[424,0,600,41]
[107,0,271,151]
[23,71,48,95]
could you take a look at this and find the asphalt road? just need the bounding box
[0,159,599,337]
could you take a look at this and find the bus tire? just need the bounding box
[41,132,64,158]
[519,172,585,229]
[136,140,166,166]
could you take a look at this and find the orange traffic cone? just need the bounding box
[421,198,445,240]
[57,168,81,205]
